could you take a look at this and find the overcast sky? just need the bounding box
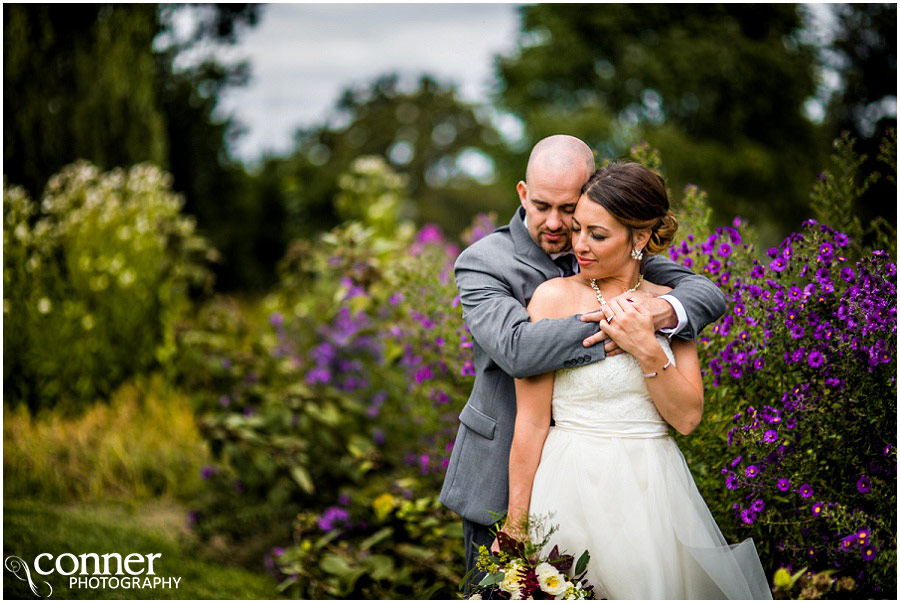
[201,3,522,164]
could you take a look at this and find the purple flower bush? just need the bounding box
[665,133,897,598]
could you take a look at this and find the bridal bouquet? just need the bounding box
[462,517,596,600]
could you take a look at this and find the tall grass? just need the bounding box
[4,373,209,503]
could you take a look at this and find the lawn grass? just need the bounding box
[3,500,285,599]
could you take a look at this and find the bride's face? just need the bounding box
[571,196,648,278]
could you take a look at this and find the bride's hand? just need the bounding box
[581,289,657,356]
[597,296,658,358]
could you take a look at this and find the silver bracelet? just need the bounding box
[642,359,672,379]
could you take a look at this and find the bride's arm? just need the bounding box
[505,371,553,540]
[601,296,704,435]
[503,279,567,541]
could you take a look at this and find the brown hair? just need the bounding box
[581,161,678,255]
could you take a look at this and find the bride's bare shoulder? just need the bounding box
[528,277,581,320]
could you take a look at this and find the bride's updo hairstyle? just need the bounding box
[581,161,678,256]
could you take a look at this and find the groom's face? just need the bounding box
[516,167,585,255]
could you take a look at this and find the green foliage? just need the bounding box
[3,161,214,411]
[3,374,209,503]
[809,130,896,256]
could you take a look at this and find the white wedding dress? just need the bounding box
[529,335,772,599]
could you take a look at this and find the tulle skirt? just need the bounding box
[529,425,772,599]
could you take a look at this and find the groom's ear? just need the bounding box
[516,181,528,206]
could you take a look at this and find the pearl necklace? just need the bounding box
[589,274,643,306]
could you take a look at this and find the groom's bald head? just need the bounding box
[525,135,595,186]
[517,135,596,254]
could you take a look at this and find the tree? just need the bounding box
[260,74,513,242]
[821,3,897,232]
[494,4,826,241]
[4,3,269,291]
[4,4,167,196]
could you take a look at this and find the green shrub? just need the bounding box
[3,161,214,411]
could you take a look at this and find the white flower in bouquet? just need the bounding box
[499,559,526,597]
[535,562,568,597]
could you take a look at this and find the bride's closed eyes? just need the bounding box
[571,221,607,241]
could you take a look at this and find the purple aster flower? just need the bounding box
[726,474,738,490]
[807,350,825,368]
[318,506,350,532]
[799,483,813,498]
[834,233,849,247]
[769,257,787,272]
[777,478,791,491]
[717,243,732,258]
[753,357,765,371]
[741,509,757,525]
[819,242,834,259]
[750,265,765,279]
[839,535,856,551]
[730,455,743,467]
[373,429,385,445]
[841,267,856,283]
[856,475,871,493]
[460,361,476,377]
[706,260,721,275]
[815,266,831,281]
[745,465,759,478]
[200,465,217,480]
[750,499,765,512]
[790,325,804,340]
[811,502,825,516]
[269,312,284,327]
[730,365,743,379]
[414,365,434,384]
[763,430,779,443]
[861,546,877,561]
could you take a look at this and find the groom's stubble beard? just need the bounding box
[537,230,572,255]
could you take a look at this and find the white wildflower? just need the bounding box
[119,269,136,287]
[37,297,52,314]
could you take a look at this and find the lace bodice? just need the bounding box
[551,335,676,436]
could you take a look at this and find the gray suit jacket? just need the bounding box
[439,207,726,525]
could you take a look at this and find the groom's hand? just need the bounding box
[579,308,623,356]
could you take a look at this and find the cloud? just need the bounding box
[210,4,521,162]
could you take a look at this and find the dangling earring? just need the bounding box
[631,247,644,261]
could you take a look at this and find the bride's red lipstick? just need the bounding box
[575,255,595,266]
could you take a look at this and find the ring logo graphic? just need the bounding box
[4,552,181,598]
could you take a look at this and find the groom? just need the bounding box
[439,135,727,577]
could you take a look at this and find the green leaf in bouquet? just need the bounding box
[478,571,504,586]
[575,550,590,576]
[289,465,314,493]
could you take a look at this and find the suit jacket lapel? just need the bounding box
[509,206,560,280]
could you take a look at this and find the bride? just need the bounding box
[500,161,771,599]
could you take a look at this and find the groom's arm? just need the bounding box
[641,254,727,340]
[455,252,604,380]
